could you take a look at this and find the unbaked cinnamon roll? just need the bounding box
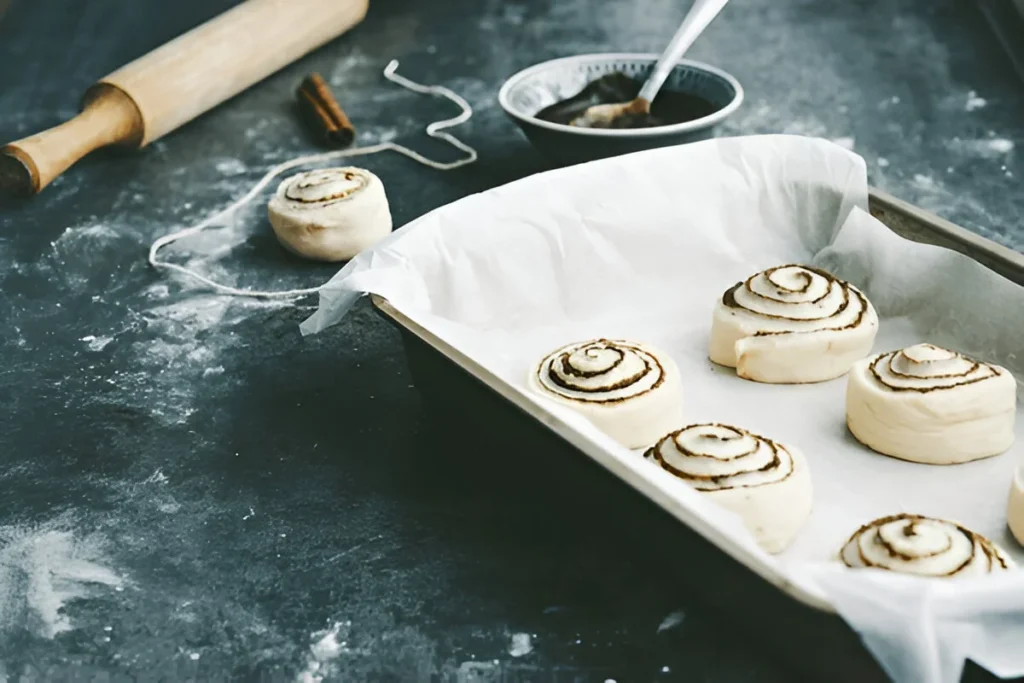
[267,167,392,262]
[528,339,682,449]
[709,265,878,384]
[840,513,1014,577]
[645,423,812,553]
[846,344,1016,464]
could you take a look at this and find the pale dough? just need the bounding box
[528,339,683,449]
[645,423,813,553]
[840,513,1014,576]
[846,343,1016,464]
[709,264,878,384]
[267,167,392,262]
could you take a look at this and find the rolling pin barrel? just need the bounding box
[0,0,369,195]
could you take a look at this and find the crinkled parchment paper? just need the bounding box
[302,135,1024,683]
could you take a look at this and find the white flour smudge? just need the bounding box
[296,620,357,683]
[117,294,290,425]
[987,138,1014,154]
[657,610,686,633]
[215,158,248,176]
[965,90,987,112]
[329,50,375,87]
[947,137,1015,159]
[358,128,400,145]
[49,223,139,292]
[508,632,533,657]
[143,468,169,485]
[727,102,829,139]
[898,172,997,229]
[0,524,124,638]
[80,334,113,352]
[912,174,938,191]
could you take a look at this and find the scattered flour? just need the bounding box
[80,334,113,352]
[143,469,169,485]
[988,138,1014,154]
[0,524,124,638]
[111,293,291,425]
[358,128,400,145]
[296,620,355,683]
[912,174,938,190]
[215,158,248,176]
[508,632,533,657]
[877,157,890,168]
[898,172,998,232]
[947,137,1015,159]
[329,49,375,87]
[656,610,686,633]
[727,102,829,139]
[965,90,987,112]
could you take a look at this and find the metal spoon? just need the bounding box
[571,0,730,128]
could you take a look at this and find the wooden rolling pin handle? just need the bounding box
[0,85,143,195]
[1,0,368,196]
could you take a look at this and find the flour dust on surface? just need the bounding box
[0,519,124,640]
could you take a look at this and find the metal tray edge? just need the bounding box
[372,189,1024,617]
[372,293,835,613]
[868,188,1024,285]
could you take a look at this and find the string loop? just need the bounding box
[147,60,477,300]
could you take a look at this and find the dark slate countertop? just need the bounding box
[1,0,1021,681]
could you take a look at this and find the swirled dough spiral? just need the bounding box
[267,167,392,262]
[709,265,878,384]
[840,513,1013,577]
[846,344,1016,464]
[645,423,812,553]
[528,339,682,449]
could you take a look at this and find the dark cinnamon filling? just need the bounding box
[539,340,665,404]
[721,265,868,334]
[644,424,793,491]
[868,351,998,393]
[844,513,1006,576]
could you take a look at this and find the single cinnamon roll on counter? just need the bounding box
[267,167,392,262]
[644,423,812,553]
[709,265,878,384]
[841,513,1013,577]
[846,344,1016,464]
[528,339,683,449]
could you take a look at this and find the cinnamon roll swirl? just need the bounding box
[846,344,1016,464]
[528,339,682,448]
[709,265,878,384]
[645,423,812,553]
[267,167,392,262]
[840,513,1013,577]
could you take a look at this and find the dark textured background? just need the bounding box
[0,0,1022,681]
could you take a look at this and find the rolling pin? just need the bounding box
[0,0,369,195]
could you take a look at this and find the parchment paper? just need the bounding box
[302,135,1024,683]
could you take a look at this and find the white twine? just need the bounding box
[147,59,478,300]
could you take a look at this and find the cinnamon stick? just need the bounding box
[296,72,355,148]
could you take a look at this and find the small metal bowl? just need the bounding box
[499,53,744,166]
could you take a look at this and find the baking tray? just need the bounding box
[371,188,1024,683]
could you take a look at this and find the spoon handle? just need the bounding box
[638,0,730,103]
